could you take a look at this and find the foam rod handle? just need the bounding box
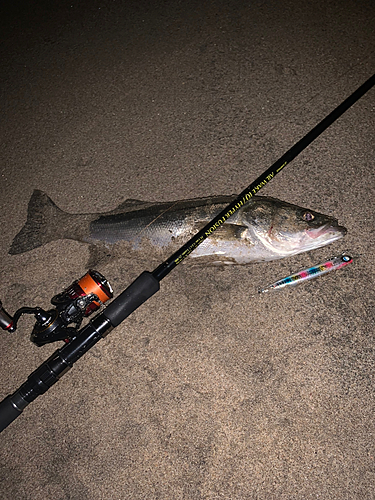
[0,395,24,432]
[103,271,160,327]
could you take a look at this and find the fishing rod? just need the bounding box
[0,73,374,433]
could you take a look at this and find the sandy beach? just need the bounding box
[0,1,374,498]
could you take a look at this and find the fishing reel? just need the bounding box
[0,270,113,346]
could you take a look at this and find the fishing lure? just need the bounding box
[259,254,353,293]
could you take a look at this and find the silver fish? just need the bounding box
[9,190,346,265]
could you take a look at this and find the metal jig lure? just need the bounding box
[259,254,353,293]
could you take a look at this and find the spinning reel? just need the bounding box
[0,270,113,346]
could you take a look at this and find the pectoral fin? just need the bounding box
[187,223,251,263]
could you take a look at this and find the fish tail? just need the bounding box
[9,190,67,255]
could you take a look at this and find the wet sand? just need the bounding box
[0,1,374,498]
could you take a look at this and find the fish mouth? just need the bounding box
[306,223,347,240]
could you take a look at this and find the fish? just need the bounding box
[9,189,347,266]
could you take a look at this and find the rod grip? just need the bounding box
[103,271,160,327]
[0,395,24,432]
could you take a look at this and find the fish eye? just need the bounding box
[302,211,315,222]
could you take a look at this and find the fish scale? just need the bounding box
[9,190,346,266]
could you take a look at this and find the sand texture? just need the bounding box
[0,1,374,498]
